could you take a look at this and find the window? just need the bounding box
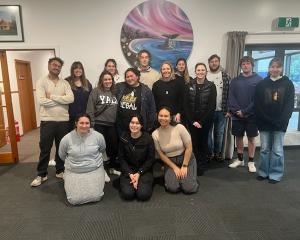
[245,44,300,131]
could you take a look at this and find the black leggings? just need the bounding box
[94,124,119,168]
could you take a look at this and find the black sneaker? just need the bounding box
[256,176,267,181]
[268,179,280,184]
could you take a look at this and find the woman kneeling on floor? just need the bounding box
[152,107,199,193]
[119,114,156,201]
[59,113,106,205]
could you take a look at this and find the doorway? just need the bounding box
[15,60,37,134]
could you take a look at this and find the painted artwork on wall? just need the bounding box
[0,5,24,42]
[120,0,193,71]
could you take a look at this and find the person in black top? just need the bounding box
[175,58,193,85]
[254,57,295,183]
[119,114,156,201]
[116,68,156,133]
[184,63,216,175]
[152,61,184,123]
[65,61,92,131]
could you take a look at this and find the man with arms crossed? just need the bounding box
[31,57,74,187]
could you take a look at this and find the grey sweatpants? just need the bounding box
[64,166,105,205]
[164,153,198,193]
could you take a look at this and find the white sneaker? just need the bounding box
[104,171,110,183]
[30,176,48,187]
[248,162,256,173]
[229,159,244,168]
[55,172,64,179]
[49,159,56,166]
[109,168,121,176]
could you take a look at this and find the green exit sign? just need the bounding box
[277,17,299,28]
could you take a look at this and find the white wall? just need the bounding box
[0,0,299,84]
[5,50,55,134]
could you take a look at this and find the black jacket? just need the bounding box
[254,75,295,132]
[184,78,217,125]
[118,132,155,175]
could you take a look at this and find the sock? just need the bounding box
[248,157,254,162]
[237,153,243,161]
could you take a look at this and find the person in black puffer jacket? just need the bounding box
[184,63,216,176]
[119,114,155,201]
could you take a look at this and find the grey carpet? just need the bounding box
[0,148,300,240]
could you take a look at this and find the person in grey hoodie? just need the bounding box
[59,113,106,205]
[86,71,119,172]
[228,56,263,173]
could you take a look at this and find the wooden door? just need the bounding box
[15,60,37,134]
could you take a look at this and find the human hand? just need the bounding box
[180,166,188,179]
[132,173,140,189]
[236,110,244,118]
[174,113,181,123]
[173,166,182,179]
[193,121,201,128]
[225,112,231,118]
[45,92,51,99]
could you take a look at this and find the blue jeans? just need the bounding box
[258,131,285,181]
[208,111,226,155]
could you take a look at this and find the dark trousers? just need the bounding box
[119,172,153,201]
[188,121,212,170]
[94,124,119,167]
[37,121,69,177]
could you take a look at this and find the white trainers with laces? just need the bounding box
[55,172,64,179]
[104,171,110,183]
[229,159,244,168]
[248,162,256,173]
[30,176,48,187]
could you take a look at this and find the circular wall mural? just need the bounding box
[120,0,194,71]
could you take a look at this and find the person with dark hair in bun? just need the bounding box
[116,67,156,133]
[58,113,106,205]
[119,114,155,201]
[152,107,198,194]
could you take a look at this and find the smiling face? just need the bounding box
[125,70,139,86]
[129,116,142,134]
[48,60,62,77]
[102,73,113,89]
[161,63,172,80]
[176,60,186,73]
[73,67,83,78]
[195,64,207,80]
[76,116,90,135]
[158,108,171,127]
[269,62,282,78]
[105,61,117,76]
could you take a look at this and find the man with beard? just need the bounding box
[137,49,160,90]
[31,57,74,187]
[206,54,231,162]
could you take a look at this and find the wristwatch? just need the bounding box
[182,164,188,168]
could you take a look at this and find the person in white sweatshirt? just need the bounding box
[31,57,74,187]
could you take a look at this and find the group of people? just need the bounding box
[30,50,295,205]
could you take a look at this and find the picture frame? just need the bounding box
[0,5,24,42]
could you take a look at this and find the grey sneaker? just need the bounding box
[30,176,48,187]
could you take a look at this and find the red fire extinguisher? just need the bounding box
[15,120,21,142]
